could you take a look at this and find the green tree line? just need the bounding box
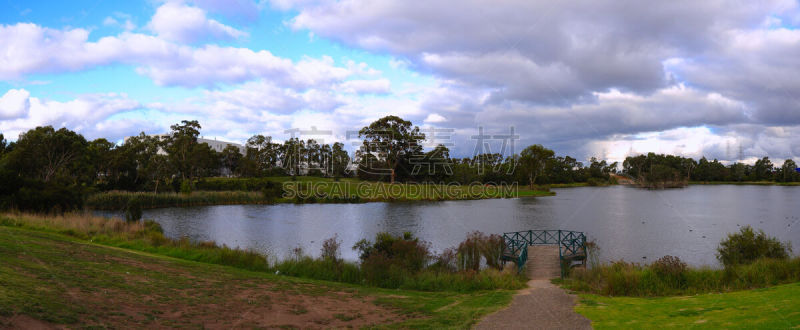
[623,153,800,184]
[3,115,796,212]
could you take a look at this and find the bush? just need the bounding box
[717,226,791,267]
[321,234,341,262]
[353,232,431,271]
[180,180,193,195]
[651,255,687,277]
[124,198,143,223]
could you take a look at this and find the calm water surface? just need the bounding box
[101,185,800,266]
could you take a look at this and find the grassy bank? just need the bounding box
[575,282,800,328]
[0,225,515,328]
[0,212,525,292]
[87,176,554,210]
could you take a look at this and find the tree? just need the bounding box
[124,133,171,193]
[220,145,242,176]
[0,133,7,157]
[164,120,201,179]
[246,135,280,175]
[780,159,799,182]
[281,138,304,176]
[753,157,773,181]
[86,138,116,187]
[6,126,89,183]
[330,142,350,179]
[519,144,554,188]
[359,116,425,183]
[681,158,697,181]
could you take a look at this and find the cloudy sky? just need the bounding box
[1,0,799,165]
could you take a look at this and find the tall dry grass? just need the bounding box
[0,211,143,238]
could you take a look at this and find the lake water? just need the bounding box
[99,185,800,266]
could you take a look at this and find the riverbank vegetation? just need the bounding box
[0,212,525,292]
[560,226,798,296]
[85,177,553,210]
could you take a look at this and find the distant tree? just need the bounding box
[780,159,799,182]
[220,145,242,176]
[330,142,350,179]
[681,158,697,181]
[86,138,116,186]
[519,144,554,188]
[415,144,452,182]
[124,133,171,193]
[189,142,220,177]
[246,134,280,174]
[281,138,304,176]
[0,133,7,157]
[752,157,773,181]
[358,116,425,183]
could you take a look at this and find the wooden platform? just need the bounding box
[525,245,561,279]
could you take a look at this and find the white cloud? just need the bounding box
[338,79,391,94]
[424,113,446,123]
[0,23,372,88]
[147,2,247,43]
[0,89,31,119]
[0,89,142,140]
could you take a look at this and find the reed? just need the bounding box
[85,190,271,210]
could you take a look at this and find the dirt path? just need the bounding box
[475,246,592,329]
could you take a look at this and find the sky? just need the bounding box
[1,0,800,165]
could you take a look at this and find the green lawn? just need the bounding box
[575,283,800,328]
[0,225,514,328]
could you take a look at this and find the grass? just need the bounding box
[0,225,516,328]
[0,212,525,292]
[0,212,272,272]
[87,176,555,210]
[575,282,800,328]
[559,258,800,297]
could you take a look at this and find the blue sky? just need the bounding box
[1,0,800,164]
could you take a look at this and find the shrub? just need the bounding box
[717,226,791,267]
[321,234,341,262]
[124,198,143,223]
[651,255,687,277]
[353,232,431,277]
[430,248,457,273]
[180,180,193,195]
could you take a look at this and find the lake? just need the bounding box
[99,185,800,266]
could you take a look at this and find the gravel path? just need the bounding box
[475,246,592,329]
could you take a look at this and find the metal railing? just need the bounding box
[502,229,587,278]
